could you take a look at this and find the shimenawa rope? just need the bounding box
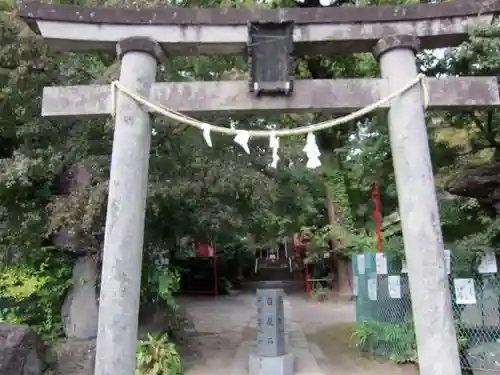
[109,74,429,138]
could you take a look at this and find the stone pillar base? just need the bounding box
[249,351,294,375]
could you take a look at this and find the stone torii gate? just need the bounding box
[18,1,500,375]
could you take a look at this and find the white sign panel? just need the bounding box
[367,278,377,301]
[401,260,408,273]
[444,250,451,275]
[478,252,498,274]
[353,276,358,296]
[376,253,388,275]
[388,275,401,299]
[357,254,365,275]
[454,278,477,305]
[444,249,451,275]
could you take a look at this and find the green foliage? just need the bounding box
[139,253,196,342]
[0,247,73,341]
[301,222,403,261]
[0,0,460,275]
[0,0,327,271]
[324,165,355,232]
[352,319,470,366]
[351,320,418,363]
[352,318,467,364]
[141,256,181,308]
[135,333,183,375]
[3,0,500,343]
[431,20,500,167]
[452,217,500,276]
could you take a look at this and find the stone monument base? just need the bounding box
[249,351,294,375]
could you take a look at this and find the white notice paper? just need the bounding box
[478,252,498,274]
[401,260,408,274]
[388,275,401,299]
[367,278,377,301]
[454,278,477,305]
[376,253,388,275]
[353,276,358,296]
[357,254,365,275]
[444,249,451,275]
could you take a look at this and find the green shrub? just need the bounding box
[136,333,183,375]
[0,247,73,341]
[141,257,180,308]
[352,320,469,364]
[351,320,417,363]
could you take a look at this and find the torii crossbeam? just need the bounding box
[19,1,500,55]
[42,77,500,117]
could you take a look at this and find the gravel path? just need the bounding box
[178,290,419,375]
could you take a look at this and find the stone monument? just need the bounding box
[250,288,293,375]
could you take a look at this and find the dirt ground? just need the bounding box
[289,293,419,375]
[177,290,419,375]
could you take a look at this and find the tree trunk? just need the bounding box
[325,183,352,296]
[335,254,353,296]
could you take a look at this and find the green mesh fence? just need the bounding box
[353,251,500,372]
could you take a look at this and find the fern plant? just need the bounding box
[135,333,183,375]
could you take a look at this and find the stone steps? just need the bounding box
[242,280,303,294]
[252,258,294,283]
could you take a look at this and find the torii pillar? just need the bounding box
[94,37,163,375]
[373,35,461,375]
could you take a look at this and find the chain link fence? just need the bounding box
[353,251,500,373]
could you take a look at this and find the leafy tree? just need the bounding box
[3,0,500,344]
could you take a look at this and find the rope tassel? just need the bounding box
[202,123,212,147]
[269,131,280,168]
[234,130,250,154]
[303,132,321,169]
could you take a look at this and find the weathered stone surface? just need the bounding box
[51,164,100,254]
[256,288,286,357]
[52,339,96,375]
[116,36,164,62]
[373,34,420,59]
[0,324,46,375]
[41,77,500,118]
[138,302,195,342]
[52,228,82,254]
[55,164,93,195]
[17,1,499,55]
[446,163,500,212]
[61,257,99,339]
[20,0,500,25]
